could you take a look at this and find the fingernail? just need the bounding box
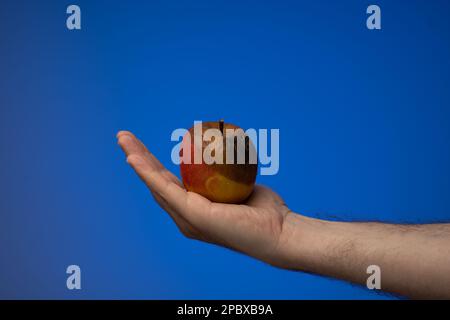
[117,131,130,139]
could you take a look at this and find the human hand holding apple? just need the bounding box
[117,130,292,266]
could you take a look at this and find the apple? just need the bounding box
[180,120,257,203]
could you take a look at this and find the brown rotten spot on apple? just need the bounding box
[180,120,258,204]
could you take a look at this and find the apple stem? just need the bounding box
[219,119,224,135]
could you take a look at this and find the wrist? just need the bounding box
[275,214,375,285]
[274,213,339,272]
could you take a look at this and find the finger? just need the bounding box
[118,134,146,158]
[117,131,153,158]
[125,151,195,231]
[119,133,213,232]
[117,131,164,170]
[117,131,182,186]
[162,170,184,187]
[127,154,190,213]
[128,153,214,228]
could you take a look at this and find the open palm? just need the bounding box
[117,131,292,265]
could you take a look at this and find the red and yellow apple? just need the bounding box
[180,120,257,203]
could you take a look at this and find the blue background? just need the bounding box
[1,0,450,299]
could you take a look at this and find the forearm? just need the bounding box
[276,213,450,299]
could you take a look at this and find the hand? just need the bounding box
[117,131,293,266]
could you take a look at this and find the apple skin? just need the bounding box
[180,121,257,204]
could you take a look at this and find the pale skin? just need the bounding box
[117,131,450,299]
